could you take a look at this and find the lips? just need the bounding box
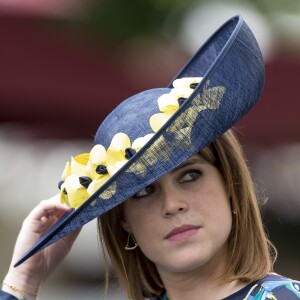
[165,224,200,241]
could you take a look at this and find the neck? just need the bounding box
[157,252,246,300]
[161,275,245,300]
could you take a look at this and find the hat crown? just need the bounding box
[94,88,170,149]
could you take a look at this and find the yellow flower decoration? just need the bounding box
[83,144,110,199]
[106,132,131,166]
[86,144,107,179]
[172,77,203,88]
[132,133,155,151]
[60,153,89,208]
[59,132,155,209]
[85,133,131,197]
[60,175,90,208]
[149,77,203,132]
[61,153,89,180]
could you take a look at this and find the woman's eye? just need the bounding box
[133,185,155,199]
[180,170,202,183]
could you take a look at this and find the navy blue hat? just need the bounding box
[15,15,264,267]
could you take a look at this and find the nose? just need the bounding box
[161,185,188,217]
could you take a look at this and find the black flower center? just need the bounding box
[96,164,108,175]
[125,147,136,159]
[190,82,198,89]
[178,97,187,106]
[79,176,92,188]
[58,180,64,190]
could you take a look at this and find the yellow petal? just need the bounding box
[106,132,131,165]
[132,133,155,151]
[89,144,107,165]
[172,77,203,88]
[73,153,89,165]
[150,112,173,132]
[87,175,110,195]
[110,132,131,150]
[68,189,89,209]
[64,175,89,209]
[86,145,107,179]
[107,160,127,176]
[85,160,94,179]
[157,93,179,113]
[170,87,194,99]
[71,153,89,176]
[59,182,70,206]
[61,161,71,180]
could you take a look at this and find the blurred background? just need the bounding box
[0,0,299,299]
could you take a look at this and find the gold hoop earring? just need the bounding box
[125,233,138,250]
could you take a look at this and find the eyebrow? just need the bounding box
[170,157,206,174]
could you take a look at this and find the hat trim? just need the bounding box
[168,15,242,86]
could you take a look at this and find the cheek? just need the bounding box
[208,192,232,238]
[195,186,230,210]
[123,202,158,233]
[196,184,232,227]
[125,206,160,251]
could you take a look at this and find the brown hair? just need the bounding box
[98,129,277,299]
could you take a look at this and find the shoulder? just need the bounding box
[249,273,300,299]
[0,290,18,300]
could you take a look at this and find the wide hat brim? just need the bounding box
[15,15,264,267]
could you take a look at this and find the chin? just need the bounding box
[158,245,227,275]
[162,252,213,273]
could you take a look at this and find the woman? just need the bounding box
[99,130,278,299]
[3,132,300,300]
[2,16,300,299]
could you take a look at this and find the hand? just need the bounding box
[3,195,81,299]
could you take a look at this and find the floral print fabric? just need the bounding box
[154,273,300,300]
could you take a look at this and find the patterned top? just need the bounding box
[0,273,299,299]
[153,273,300,300]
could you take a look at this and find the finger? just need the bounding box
[29,199,72,221]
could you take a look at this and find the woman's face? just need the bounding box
[122,155,232,277]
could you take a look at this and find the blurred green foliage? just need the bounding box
[76,0,192,43]
[251,0,300,14]
[64,0,300,46]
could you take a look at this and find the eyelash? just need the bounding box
[133,185,155,199]
[179,169,202,183]
[132,168,203,199]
